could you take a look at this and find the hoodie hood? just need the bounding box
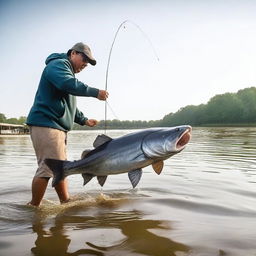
[45,53,68,65]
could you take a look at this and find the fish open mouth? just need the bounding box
[176,127,192,150]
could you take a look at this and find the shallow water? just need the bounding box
[0,127,256,256]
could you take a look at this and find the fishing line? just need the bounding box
[104,20,159,134]
[106,101,119,120]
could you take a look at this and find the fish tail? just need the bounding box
[44,159,68,187]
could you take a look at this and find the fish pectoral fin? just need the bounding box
[81,149,92,159]
[93,134,112,148]
[128,169,142,188]
[97,176,108,187]
[152,161,164,175]
[82,173,94,186]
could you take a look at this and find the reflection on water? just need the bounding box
[31,219,72,256]
[0,127,256,256]
[31,206,189,256]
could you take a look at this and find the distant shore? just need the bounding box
[1,123,256,136]
[73,123,256,130]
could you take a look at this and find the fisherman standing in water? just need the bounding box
[26,42,108,206]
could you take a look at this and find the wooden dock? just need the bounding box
[0,123,29,135]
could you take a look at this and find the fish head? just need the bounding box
[142,125,192,158]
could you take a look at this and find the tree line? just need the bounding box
[0,114,27,125]
[160,86,256,126]
[1,87,256,128]
[73,86,256,128]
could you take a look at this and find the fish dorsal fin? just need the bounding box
[152,161,164,175]
[82,173,94,186]
[81,149,92,159]
[128,169,142,188]
[93,134,112,148]
[97,176,108,187]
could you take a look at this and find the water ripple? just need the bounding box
[149,198,256,217]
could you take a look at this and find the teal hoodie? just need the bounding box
[26,53,99,131]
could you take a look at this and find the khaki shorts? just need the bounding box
[30,126,67,178]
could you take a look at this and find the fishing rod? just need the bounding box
[104,20,159,134]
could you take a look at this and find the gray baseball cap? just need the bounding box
[70,42,96,65]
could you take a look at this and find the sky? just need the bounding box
[1,0,256,121]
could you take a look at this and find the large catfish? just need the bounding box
[45,125,192,188]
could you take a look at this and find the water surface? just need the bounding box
[0,127,256,256]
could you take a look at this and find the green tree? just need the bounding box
[18,116,27,124]
[206,93,243,123]
[0,113,6,123]
[6,118,19,124]
[237,87,256,122]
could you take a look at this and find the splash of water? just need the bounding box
[28,192,130,218]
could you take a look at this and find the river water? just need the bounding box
[0,127,255,256]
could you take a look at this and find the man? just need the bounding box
[26,42,108,206]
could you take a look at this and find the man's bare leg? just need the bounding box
[55,178,70,203]
[29,177,49,206]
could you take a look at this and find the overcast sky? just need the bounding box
[1,0,256,121]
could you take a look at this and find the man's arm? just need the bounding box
[45,59,99,97]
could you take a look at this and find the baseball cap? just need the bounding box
[70,42,96,65]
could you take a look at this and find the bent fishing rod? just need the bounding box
[104,20,159,134]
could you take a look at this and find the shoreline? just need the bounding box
[1,124,256,136]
